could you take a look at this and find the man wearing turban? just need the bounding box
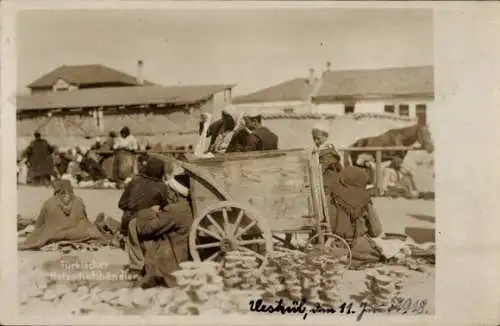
[312,122,342,172]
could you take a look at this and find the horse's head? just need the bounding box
[417,123,434,154]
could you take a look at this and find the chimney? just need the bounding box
[136,60,144,85]
[308,68,315,85]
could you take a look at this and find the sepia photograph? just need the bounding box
[13,5,437,320]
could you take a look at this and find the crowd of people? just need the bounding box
[18,106,422,288]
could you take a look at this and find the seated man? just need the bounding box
[19,179,106,250]
[328,166,384,269]
[227,113,279,153]
[225,117,254,153]
[382,157,419,199]
[125,172,193,289]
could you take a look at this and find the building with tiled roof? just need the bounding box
[27,62,155,94]
[232,69,322,115]
[232,64,433,122]
[17,61,235,140]
[313,65,433,122]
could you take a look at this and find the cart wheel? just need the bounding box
[304,233,352,270]
[189,200,273,273]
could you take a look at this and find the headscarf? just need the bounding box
[330,166,372,220]
[53,179,75,216]
[140,156,166,181]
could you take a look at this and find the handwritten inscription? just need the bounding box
[249,297,429,321]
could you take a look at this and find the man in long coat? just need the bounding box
[245,114,278,151]
[125,173,193,288]
[23,132,55,186]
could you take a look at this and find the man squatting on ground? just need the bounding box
[119,156,193,288]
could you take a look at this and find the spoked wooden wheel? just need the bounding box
[189,200,273,273]
[304,233,353,270]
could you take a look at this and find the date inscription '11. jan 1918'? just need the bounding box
[249,297,429,321]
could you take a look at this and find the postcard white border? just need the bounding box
[2,1,500,325]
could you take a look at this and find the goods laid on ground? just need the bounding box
[218,247,345,307]
[350,268,407,312]
[37,240,121,253]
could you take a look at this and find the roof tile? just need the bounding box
[17,84,235,111]
[27,64,155,88]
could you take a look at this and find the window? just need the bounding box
[384,104,395,114]
[344,104,355,114]
[416,104,427,123]
[53,79,70,92]
[398,104,410,116]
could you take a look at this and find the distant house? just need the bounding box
[232,69,321,115]
[233,65,433,123]
[18,62,235,139]
[312,65,434,123]
[27,61,155,94]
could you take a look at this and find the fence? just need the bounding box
[338,146,421,195]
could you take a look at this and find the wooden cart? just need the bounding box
[152,148,352,272]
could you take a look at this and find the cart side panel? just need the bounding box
[190,150,315,232]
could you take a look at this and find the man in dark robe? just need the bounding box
[243,114,278,151]
[125,172,193,288]
[98,131,117,179]
[319,148,343,196]
[327,166,384,269]
[225,125,256,153]
[19,180,106,250]
[23,132,55,186]
[118,156,175,236]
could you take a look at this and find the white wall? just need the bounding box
[314,98,434,118]
[233,101,309,115]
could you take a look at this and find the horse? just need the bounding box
[348,123,434,167]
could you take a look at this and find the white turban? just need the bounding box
[312,122,329,134]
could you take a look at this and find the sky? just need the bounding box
[16,8,433,96]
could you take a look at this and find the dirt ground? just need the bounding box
[17,186,435,316]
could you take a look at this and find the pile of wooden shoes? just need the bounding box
[169,261,225,315]
[352,268,406,313]
[220,251,259,290]
[259,248,344,306]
